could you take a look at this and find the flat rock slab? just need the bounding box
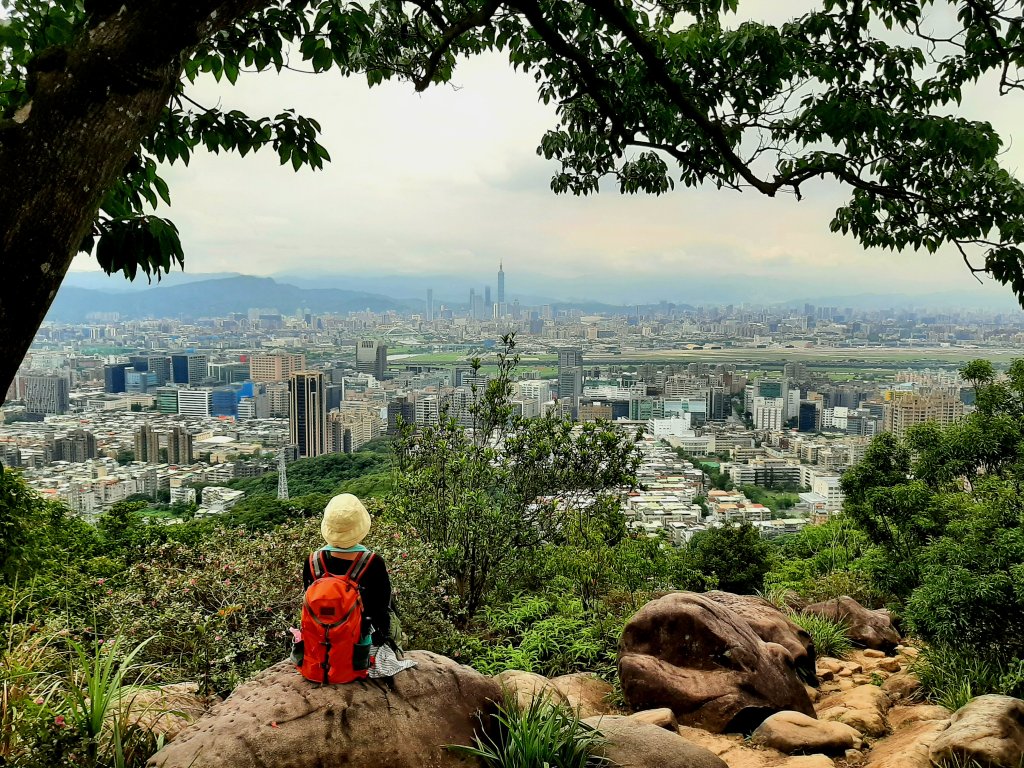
[148,652,501,768]
[863,718,949,768]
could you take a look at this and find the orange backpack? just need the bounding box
[298,549,374,685]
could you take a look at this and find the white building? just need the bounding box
[177,388,213,417]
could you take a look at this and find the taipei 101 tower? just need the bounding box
[497,261,505,305]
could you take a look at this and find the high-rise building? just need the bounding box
[355,340,387,380]
[177,388,213,417]
[249,352,307,382]
[103,363,130,393]
[557,348,584,416]
[167,425,193,465]
[126,369,158,393]
[171,353,208,386]
[208,361,250,384]
[53,429,97,463]
[484,285,492,312]
[798,400,821,432]
[885,394,965,439]
[387,395,417,435]
[23,374,70,415]
[134,423,161,464]
[147,356,172,386]
[497,261,505,304]
[426,289,434,322]
[289,371,328,458]
[154,386,180,414]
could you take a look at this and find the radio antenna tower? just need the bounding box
[277,447,289,501]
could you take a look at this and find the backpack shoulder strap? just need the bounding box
[310,549,329,580]
[346,550,375,583]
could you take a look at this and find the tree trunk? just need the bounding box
[0,0,270,401]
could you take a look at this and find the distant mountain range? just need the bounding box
[48,275,420,321]
[55,270,1024,317]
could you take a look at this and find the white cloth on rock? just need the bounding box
[369,644,417,678]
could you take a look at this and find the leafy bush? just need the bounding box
[92,513,460,695]
[1,618,160,768]
[788,613,852,659]
[450,693,608,768]
[682,522,773,594]
[912,645,1024,712]
[467,593,622,680]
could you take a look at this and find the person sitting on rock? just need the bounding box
[295,493,415,682]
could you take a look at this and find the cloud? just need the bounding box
[59,22,1024,308]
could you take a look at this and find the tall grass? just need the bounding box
[912,644,1024,713]
[62,634,157,768]
[788,613,853,659]
[449,693,608,768]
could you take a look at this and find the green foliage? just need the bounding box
[7,0,1024,311]
[449,694,608,768]
[1,603,160,768]
[467,593,620,680]
[392,335,642,620]
[226,447,391,497]
[91,514,458,696]
[841,361,1024,661]
[912,645,1024,712]
[682,522,773,594]
[766,517,878,605]
[788,613,853,660]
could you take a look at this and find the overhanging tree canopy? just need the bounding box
[2,0,1024,395]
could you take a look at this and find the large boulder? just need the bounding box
[704,591,817,684]
[549,673,614,718]
[582,716,728,768]
[148,652,501,768]
[929,694,1024,768]
[751,710,862,754]
[618,592,815,733]
[802,597,900,652]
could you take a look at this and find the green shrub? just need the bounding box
[450,693,608,768]
[911,645,1024,712]
[467,593,619,679]
[789,613,853,659]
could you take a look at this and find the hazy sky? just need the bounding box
[65,2,1024,306]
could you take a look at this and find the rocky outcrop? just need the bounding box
[627,708,678,731]
[582,716,728,768]
[817,684,892,737]
[549,672,613,718]
[881,672,922,703]
[704,591,817,684]
[751,710,862,755]
[495,669,567,710]
[862,719,949,768]
[802,597,900,652]
[618,593,815,733]
[147,652,501,768]
[929,694,1024,768]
